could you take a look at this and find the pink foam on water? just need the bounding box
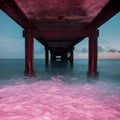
[0,77,120,120]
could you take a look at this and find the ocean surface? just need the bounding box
[0,59,120,120]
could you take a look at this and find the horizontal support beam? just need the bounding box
[47,41,72,45]
[50,47,74,52]
[89,0,120,28]
[36,29,98,48]
[0,0,29,28]
[48,44,70,48]
[69,28,99,47]
[43,38,73,41]
[70,37,85,47]
[35,37,48,47]
[33,29,98,39]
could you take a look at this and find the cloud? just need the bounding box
[107,49,117,53]
[75,46,120,55]
[106,47,120,53]
[81,47,88,53]
[98,46,120,53]
[76,46,106,54]
[75,47,88,54]
[98,46,105,53]
[75,49,80,54]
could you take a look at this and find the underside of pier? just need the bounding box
[0,0,120,77]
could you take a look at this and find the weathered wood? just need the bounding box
[0,0,119,77]
[24,29,35,76]
[87,28,99,77]
[88,0,120,28]
[0,0,29,28]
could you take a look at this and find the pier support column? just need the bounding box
[70,48,74,66]
[87,29,99,78]
[65,52,68,62]
[23,29,35,76]
[45,47,49,67]
[50,51,53,63]
[50,51,55,63]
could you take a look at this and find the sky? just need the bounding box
[0,10,120,59]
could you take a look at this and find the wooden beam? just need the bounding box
[70,37,85,47]
[0,0,29,28]
[50,47,74,52]
[33,29,95,39]
[24,29,35,76]
[87,28,99,77]
[70,28,99,47]
[35,37,48,47]
[44,38,73,42]
[88,0,120,28]
[45,47,49,67]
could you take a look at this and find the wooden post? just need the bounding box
[23,29,35,76]
[87,28,99,78]
[70,48,74,66]
[65,52,68,62]
[45,47,49,67]
[50,51,54,63]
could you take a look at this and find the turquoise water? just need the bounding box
[0,59,120,82]
[0,59,120,120]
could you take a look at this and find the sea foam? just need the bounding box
[0,76,120,120]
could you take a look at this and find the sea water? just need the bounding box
[0,59,120,120]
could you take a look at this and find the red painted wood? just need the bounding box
[24,29,35,76]
[1,0,119,77]
[89,0,120,28]
[34,29,92,39]
[88,29,99,77]
[0,0,28,28]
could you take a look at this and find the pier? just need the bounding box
[0,0,120,77]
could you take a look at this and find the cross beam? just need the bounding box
[88,0,120,28]
[33,29,96,39]
[0,0,29,28]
